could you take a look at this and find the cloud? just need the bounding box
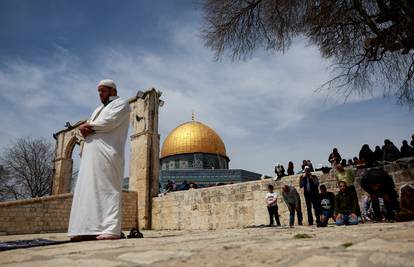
[0,19,412,177]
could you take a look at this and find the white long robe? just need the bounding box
[68,96,130,236]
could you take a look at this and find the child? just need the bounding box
[265,184,281,226]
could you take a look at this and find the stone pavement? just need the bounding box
[1,221,413,267]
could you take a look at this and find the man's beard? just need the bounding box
[101,97,109,105]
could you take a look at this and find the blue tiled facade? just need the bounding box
[122,153,262,191]
[159,169,262,189]
[160,153,229,171]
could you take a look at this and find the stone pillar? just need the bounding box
[129,89,161,229]
[51,121,85,195]
[52,158,73,195]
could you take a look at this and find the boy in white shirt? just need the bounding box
[265,184,281,226]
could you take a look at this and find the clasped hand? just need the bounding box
[79,123,93,137]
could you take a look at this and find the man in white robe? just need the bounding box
[68,79,130,241]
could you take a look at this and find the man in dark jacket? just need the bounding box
[360,168,400,221]
[335,181,359,225]
[299,166,321,226]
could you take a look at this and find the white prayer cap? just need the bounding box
[98,79,117,90]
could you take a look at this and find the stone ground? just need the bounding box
[1,221,414,267]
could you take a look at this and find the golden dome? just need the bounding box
[161,121,227,159]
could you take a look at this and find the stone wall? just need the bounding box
[151,160,414,230]
[0,191,137,235]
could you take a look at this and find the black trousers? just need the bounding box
[267,205,281,226]
[304,192,321,225]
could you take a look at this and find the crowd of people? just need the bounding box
[164,180,198,192]
[265,134,414,227]
[266,164,414,227]
[274,135,414,179]
[327,136,414,168]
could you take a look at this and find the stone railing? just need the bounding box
[0,191,137,235]
[151,159,414,230]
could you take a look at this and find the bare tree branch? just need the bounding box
[202,0,414,108]
[0,137,54,201]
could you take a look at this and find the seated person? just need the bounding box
[335,164,361,218]
[319,185,335,227]
[382,139,401,162]
[328,148,342,166]
[359,144,375,168]
[274,163,286,180]
[400,140,414,158]
[396,183,414,222]
[335,181,359,226]
[360,168,400,221]
[362,195,385,221]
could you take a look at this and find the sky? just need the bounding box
[0,0,413,177]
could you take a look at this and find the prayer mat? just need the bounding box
[0,239,71,252]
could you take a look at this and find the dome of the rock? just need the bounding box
[161,121,227,159]
[159,119,261,189]
[160,121,229,171]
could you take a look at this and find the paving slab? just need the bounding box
[0,222,413,267]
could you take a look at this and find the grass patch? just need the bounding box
[342,242,353,248]
[293,233,312,239]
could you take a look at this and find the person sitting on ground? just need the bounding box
[347,159,354,166]
[401,140,414,158]
[362,195,385,221]
[360,168,400,221]
[300,166,321,226]
[395,183,414,222]
[340,159,347,167]
[275,163,286,180]
[335,181,359,226]
[319,185,336,227]
[282,184,303,227]
[328,148,342,166]
[359,144,375,168]
[373,145,383,162]
[265,184,281,227]
[287,161,294,176]
[382,139,401,162]
[335,164,361,218]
